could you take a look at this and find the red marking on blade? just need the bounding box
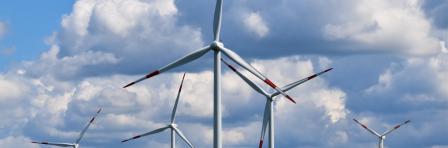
[90,117,95,123]
[405,120,411,124]
[145,70,160,78]
[285,95,296,104]
[259,140,264,148]
[362,125,368,128]
[264,79,278,88]
[31,142,38,143]
[394,125,401,129]
[43,142,49,144]
[324,68,333,72]
[97,108,102,113]
[227,64,237,71]
[133,135,141,139]
[123,82,136,88]
[308,74,318,80]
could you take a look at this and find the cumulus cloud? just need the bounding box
[42,0,204,79]
[323,0,441,55]
[0,54,349,147]
[243,12,269,38]
[2,0,448,147]
[0,136,40,148]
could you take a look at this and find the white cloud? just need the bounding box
[0,136,40,148]
[366,52,448,101]
[324,0,441,56]
[243,12,269,38]
[47,0,204,79]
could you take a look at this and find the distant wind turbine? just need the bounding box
[31,108,102,148]
[222,59,332,148]
[122,73,194,148]
[353,118,411,148]
[122,0,296,147]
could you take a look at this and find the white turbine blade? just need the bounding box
[213,0,223,41]
[75,108,102,144]
[173,127,194,148]
[259,100,270,148]
[272,68,333,97]
[121,126,170,143]
[123,46,211,88]
[382,120,411,136]
[31,141,74,147]
[221,59,270,96]
[171,73,186,123]
[353,119,381,137]
[220,47,296,103]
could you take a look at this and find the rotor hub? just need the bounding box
[210,41,224,50]
[170,123,178,128]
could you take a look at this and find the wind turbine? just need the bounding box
[353,118,411,148]
[31,108,102,148]
[122,0,297,147]
[122,73,194,148]
[222,59,332,148]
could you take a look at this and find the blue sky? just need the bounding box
[0,0,74,70]
[1,0,448,148]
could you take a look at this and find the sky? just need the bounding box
[0,0,448,148]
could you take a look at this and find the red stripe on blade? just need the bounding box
[259,140,264,148]
[145,70,160,78]
[324,68,333,72]
[90,117,95,123]
[308,74,318,80]
[361,124,368,128]
[264,79,278,88]
[133,135,141,139]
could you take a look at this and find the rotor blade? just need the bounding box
[213,0,223,41]
[31,141,74,147]
[220,47,296,103]
[353,119,381,137]
[272,68,333,97]
[382,120,411,136]
[259,100,270,148]
[76,108,102,144]
[221,59,270,96]
[123,46,210,88]
[171,73,186,123]
[121,126,170,143]
[173,127,194,148]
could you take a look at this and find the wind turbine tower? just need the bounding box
[122,0,297,147]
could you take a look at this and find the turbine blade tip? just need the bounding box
[286,95,296,104]
[325,68,334,72]
[259,140,264,148]
[123,82,135,88]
